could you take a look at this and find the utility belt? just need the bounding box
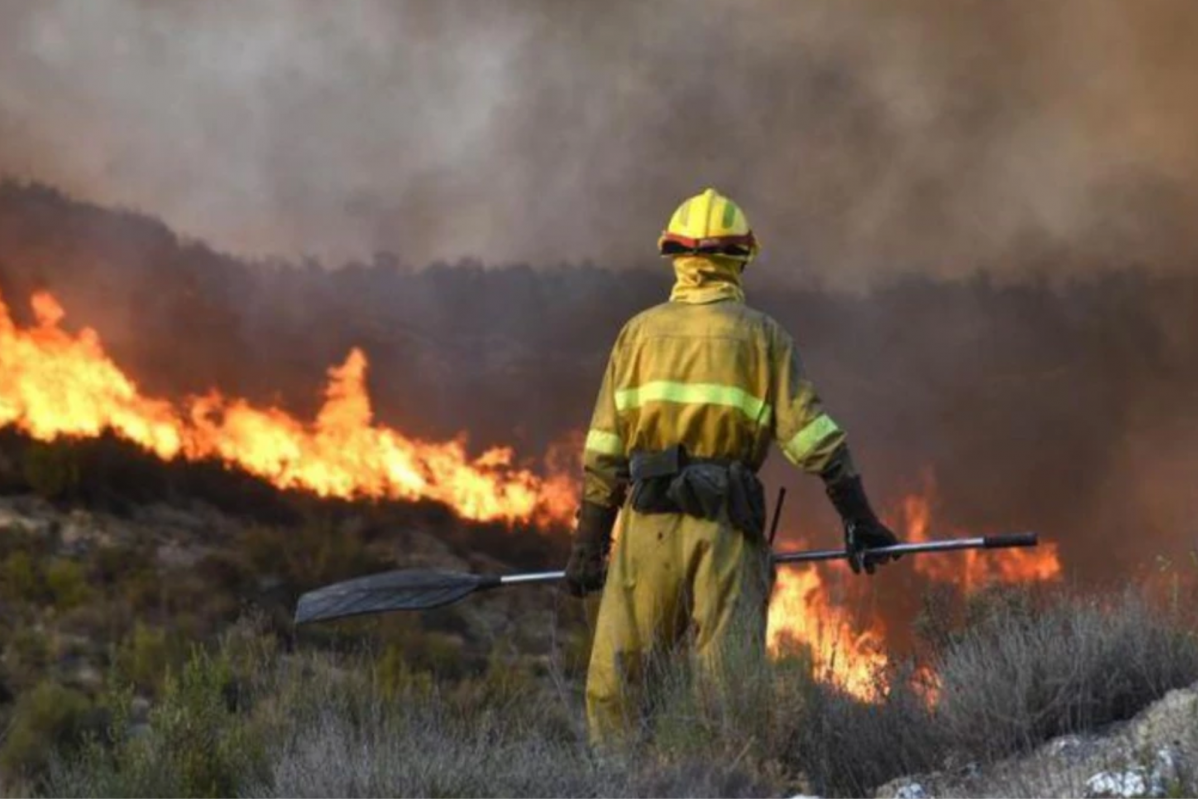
[628,444,766,539]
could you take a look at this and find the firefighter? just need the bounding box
[563,188,900,743]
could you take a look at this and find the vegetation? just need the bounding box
[1,433,1196,796]
[1,585,1191,797]
[21,441,81,503]
[932,587,1198,763]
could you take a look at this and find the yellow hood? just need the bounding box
[669,255,745,305]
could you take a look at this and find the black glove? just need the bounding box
[563,502,618,597]
[825,474,900,575]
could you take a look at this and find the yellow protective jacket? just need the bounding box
[582,255,847,509]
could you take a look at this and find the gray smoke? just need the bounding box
[1,0,1197,284]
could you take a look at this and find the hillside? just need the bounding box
[0,430,587,788]
[1,429,1197,797]
[2,182,1198,796]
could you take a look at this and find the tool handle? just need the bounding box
[767,487,787,546]
[982,532,1038,549]
[498,570,565,586]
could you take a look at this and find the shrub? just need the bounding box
[781,660,943,796]
[1,550,42,603]
[642,634,942,798]
[145,651,269,795]
[278,515,386,589]
[374,643,434,700]
[114,623,175,695]
[45,558,92,610]
[3,626,52,692]
[22,441,81,501]
[0,680,92,782]
[933,587,1198,763]
[34,586,1198,799]
[49,649,269,798]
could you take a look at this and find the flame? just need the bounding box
[0,290,576,524]
[3,288,1070,698]
[901,491,1061,592]
[767,561,889,701]
[765,480,1062,702]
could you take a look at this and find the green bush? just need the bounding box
[46,558,92,610]
[278,514,388,589]
[146,651,268,796]
[50,650,269,798]
[22,441,81,501]
[375,643,434,701]
[114,623,173,695]
[1,550,42,603]
[3,626,52,692]
[0,680,92,782]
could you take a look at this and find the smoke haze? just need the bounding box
[1,1,1197,606]
[2,183,1197,591]
[2,1,1197,283]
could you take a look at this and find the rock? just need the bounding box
[1152,746,1183,791]
[130,696,152,723]
[877,682,1198,798]
[895,781,930,799]
[1127,685,1198,754]
[0,500,56,537]
[875,777,932,798]
[1082,755,1180,799]
[71,663,104,691]
[156,540,203,568]
[59,509,113,553]
[1085,767,1152,798]
[1049,735,1087,757]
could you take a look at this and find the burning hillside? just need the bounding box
[0,288,577,525]
[0,172,1194,709]
[1,279,1070,701]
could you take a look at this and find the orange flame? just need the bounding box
[766,480,1062,701]
[767,560,889,701]
[901,491,1061,592]
[0,290,576,524]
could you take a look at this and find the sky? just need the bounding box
[1,0,1197,284]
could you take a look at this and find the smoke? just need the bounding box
[2,182,1197,590]
[2,0,1197,626]
[2,1,1197,283]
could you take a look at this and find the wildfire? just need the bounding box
[0,290,576,524]
[3,287,1071,700]
[767,563,889,700]
[901,492,1062,592]
[766,483,1062,701]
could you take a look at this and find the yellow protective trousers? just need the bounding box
[585,506,772,744]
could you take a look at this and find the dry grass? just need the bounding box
[34,585,1198,798]
[933,587,1198,764]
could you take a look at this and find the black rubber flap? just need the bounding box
[295,569,494,624]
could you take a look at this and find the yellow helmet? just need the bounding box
[658,187,759,265]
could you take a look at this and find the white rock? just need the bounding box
[0,504,54,536]
[895,782,929,799]
[1084,767,1154,798]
